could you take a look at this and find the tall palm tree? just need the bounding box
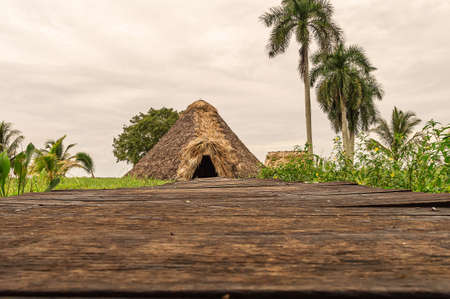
[260,0,342,154]
[316,73,383,156]
[34,135,95,178]
[348,75,383,154]
[310,43,378,158]
[369,107,421,161]
[0,121,24,160]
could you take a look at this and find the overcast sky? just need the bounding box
[1,0,449,177]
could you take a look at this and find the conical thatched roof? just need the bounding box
[127,100,261,180]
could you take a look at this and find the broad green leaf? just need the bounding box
[46,177,61,192]
[0,151,11,197]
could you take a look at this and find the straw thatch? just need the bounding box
[265,151,305,168]
[127,100,261,180]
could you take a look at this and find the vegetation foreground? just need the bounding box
[260,121,449,194]
[4,177,169,197]
[1,118,448,197]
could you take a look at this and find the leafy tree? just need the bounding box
[0,121,24,160]
[311,43,379,159]
[260,0,342,154]
[113,107,179,165]
[369,107,421,161]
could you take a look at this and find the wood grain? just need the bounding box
[0,178,449,298]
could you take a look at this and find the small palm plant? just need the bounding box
[369,107,421,161]
[0,121,24,160]
[33,135,95,190]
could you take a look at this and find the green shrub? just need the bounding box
[260,121,449,193]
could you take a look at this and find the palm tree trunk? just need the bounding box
[339,91,351,160]
[303,47,313,154]
[349,131,355,158]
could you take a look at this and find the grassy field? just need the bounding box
[4,177,170,197]
[55,177,171,190]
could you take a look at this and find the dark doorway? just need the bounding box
[193,155,218,178]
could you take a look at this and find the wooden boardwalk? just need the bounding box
[0,178,449,298]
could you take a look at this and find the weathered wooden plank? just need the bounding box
[0,178,449,298]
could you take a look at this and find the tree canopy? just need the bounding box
[311,43,382,158]
[113,107,179,165]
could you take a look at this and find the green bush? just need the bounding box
[260,121,449,193]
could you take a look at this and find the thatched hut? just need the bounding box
[265,151,305,168]
[128,100,261,180]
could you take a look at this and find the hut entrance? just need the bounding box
[193,155,218,178]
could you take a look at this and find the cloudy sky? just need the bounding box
[1,0,449,177]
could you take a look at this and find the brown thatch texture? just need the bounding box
[127,100,261,180]
[265,151,305,168]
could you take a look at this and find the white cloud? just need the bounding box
[1,0,448,177]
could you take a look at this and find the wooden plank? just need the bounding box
[0,178,449,298]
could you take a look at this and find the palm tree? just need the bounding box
[0,121,24,160]
[347,75,383,154]
[310,43,378,158]
[260,0,342,154]
[369,107,421,161]
[34,135,95,178]
[316,73,383,156]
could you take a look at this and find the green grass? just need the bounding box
[4,176,170,197]
[55,177,171,190]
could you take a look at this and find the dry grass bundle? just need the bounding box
[265,151,306,168]
[176,100,241,180]
[176,137,238,180]
[184,99,218,115]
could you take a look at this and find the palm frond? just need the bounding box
[346,45,375,74]
[267,20,297,57]
[0,121,24,158]
[312,41,384,158]
[63,143,77,160]
[261,0,341,67]
[372,117,393,147]
[75,152,95,177]
[259,6,286,27]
